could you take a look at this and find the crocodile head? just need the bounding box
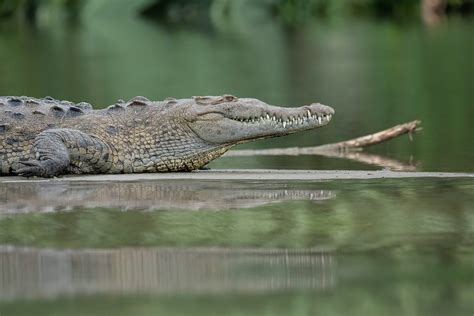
[183,95,334,144]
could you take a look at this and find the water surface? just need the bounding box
[0,178,473,315]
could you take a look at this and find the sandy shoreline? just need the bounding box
[1,169,473,183]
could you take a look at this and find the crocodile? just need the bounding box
[0,95,334,177]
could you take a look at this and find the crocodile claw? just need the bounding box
[15,160,51,178]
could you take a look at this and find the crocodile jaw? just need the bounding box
[187,100,334,145]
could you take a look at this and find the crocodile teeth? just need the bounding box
[232,110,331,127]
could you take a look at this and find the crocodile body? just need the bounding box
[0,95,334,177]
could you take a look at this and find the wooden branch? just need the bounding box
[313,120,422,152]
[224,120,422,171]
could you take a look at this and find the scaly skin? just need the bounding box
[0,95,334,177]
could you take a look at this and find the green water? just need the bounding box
[0,179,473,250]
[0,7,473,316]
[0,178,473,315]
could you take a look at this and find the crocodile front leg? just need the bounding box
[15,128,111,177]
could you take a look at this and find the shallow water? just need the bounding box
[0,178,473,315]
[0,6,473,316]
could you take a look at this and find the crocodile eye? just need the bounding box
[194,95,238,105]
[222,95,238,102]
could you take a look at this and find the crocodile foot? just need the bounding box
[15,160,60,178]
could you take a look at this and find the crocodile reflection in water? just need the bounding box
[0,181,334,213]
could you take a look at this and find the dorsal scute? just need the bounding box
[7,97,23,107]
[68,106,85,117]
[76,102,92,111]
[107,104,126,112]
[0,96,92,120]
[164,97,177,106]
[127,96,151,108]
[107,98,127,112]
[12,112,26,120]
[50,105,66,112]
[50,105,66,118]
[26,99,40,106]
[32,110,46,116]
[0,124,9,133]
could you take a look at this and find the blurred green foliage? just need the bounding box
[0,0,472,25]
[0,0,82,21]
[0,0,472,172]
